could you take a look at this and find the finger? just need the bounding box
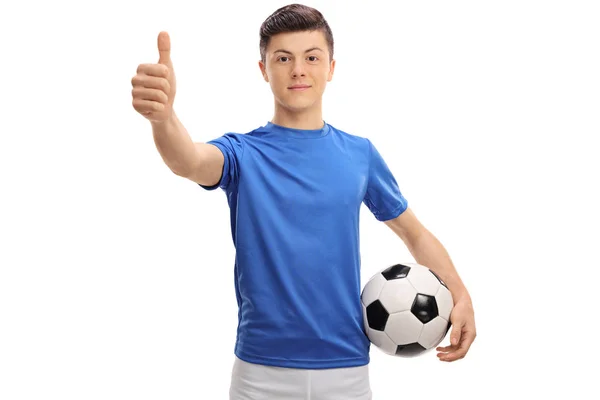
[132,98,165,114]
[157,31,172,67]
[436,322,459,351]
[132,87,169,104]
[136,63,169,78]
[131,75,171,93]
[449,321,463,347]
[436,344,456,357]
[439,330,475,362]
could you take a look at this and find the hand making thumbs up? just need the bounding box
[131,31,177,122]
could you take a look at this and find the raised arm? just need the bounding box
[131,31,224,186]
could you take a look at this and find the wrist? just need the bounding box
[450,288,471,304]
[150,108,176,127]
[151,115,174,129]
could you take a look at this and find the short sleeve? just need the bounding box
[198,133,244,192]
[362,138,408,221]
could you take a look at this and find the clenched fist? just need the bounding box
[131,31,176,122]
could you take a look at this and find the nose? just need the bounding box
[291,60,306,78]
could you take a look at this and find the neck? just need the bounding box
[271,101,324,130]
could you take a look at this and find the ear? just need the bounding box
[258,60,269,82]
[327,59,336,82]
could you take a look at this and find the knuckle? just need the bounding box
[160,90,169,103]
[161,79,170,93]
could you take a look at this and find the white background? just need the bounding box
[1,0,599,399]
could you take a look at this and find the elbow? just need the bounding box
[170,162,195,178]
[171,167,187,177]
[170,156,202,178]
[168,162,188,177]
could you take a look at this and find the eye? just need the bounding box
[278,56,290,62]
[307,56,319,62]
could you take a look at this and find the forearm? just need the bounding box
[406,229,470,302]
[151,110,199,175]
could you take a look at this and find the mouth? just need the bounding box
[288,85,311,91]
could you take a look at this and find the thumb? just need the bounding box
[157,31,172,67]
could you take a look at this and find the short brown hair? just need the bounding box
[259,3,334,63]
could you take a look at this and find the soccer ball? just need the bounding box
[361,262,454,357]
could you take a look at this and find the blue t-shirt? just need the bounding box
[199,121,408,369]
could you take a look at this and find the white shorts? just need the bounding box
[229,356,372,400]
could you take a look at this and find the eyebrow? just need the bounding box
[273,47,324,55]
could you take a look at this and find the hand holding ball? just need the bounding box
[361,263,454,357]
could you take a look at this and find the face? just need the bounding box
[259,30,335,113]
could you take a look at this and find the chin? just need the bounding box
[279,97,317,112]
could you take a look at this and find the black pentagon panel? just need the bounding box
[429,269,448,288]
[446,320,452,335]
[366,300,389,331]
[381,264,411,280]
[410,294,439,324]
[395,342,427,357]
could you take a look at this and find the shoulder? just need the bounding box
[327,124,374,161]
[205,123,277,158]
[327,123,371,146]
[209,124,264,146]
[220,124,274,142]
